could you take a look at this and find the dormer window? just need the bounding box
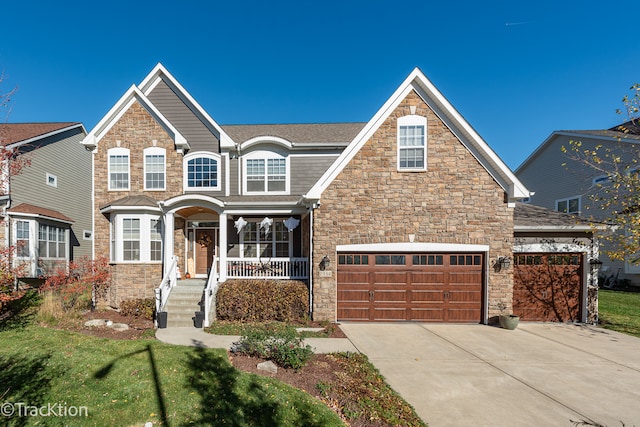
[183,152,220,191]
[397,115,427,171]
[243,151,289,194]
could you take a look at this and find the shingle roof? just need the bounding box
[513,203,594,230]
[8,203,73,223]
[100,195,158,211]
[221,123,365,145]
[0,123,81,147]
[610,119,640,135]
[560,129,640,142]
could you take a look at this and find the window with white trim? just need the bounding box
[397,115,427,171]
[556,196,581,215]
[16,220,30,258]
[110,214,162,263]
[243,152,288,194]
[241,221,290,258]
[184,152,220,190]
[108,147,130,190]
[38,224,66,259]
[144,147,166,190]
[46,173,58,188]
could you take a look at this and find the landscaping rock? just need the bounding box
[296,327,325,333]
[84,319,109,327]
[257,360,278,374]
[109,323,129,331]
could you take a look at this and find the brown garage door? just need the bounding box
[337,253,484,322]
[513,253,583,322]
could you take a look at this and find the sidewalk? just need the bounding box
[155,327,359,353]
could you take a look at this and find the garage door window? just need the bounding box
[450,255,482,265]
[338,254,369,265]
[375,255,406,265]
[413,254,443,265]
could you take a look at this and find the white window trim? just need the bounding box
[46,173,58,188]
[143,147,166,191]
[38,223,68,260]
[14,219,34,260]
[111,213,163,263]
[397,115,427,172]
[240,221,292,258]
[555,196,581,215]
[108,147,130,191]
[183,151,222,192]
[242,150,290,195]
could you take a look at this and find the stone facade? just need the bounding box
[312,90,514,321]
[94,101,185,307]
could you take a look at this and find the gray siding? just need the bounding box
[229,157,239,196]
[147,80,220,153]
[10,126,92,259]
[290,155,338,194]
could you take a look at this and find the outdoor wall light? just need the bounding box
[497,256,511,270]
[320,255,331,270]
[589,258,603,272]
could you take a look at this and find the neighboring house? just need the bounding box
[0,123,91,278]
[82,64,598,326]
[516,124,640,286]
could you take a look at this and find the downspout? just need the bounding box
[308,207,314,318]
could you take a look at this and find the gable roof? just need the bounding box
[99,195,160,213]
[8,203,74,224]
[304,68,530,202]
[515,127,640,174]
[513,203,596,232]
[0,123,84,147]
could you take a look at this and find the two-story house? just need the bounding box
[516,123,640,286]
[0,122,91,278]
[83,64,600,326]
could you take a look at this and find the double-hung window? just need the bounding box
[144,147,166,190]
[241,221,290,258]
[38,224,66,259]
[244,153,288,194]
[108,147,130,190]
[111,215,163,263]
[16,220,30,258]
[397,115,427,171]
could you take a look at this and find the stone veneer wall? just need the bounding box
[94,101,185,307]
[312,90,514,321]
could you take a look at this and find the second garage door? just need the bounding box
[337,253,484,322]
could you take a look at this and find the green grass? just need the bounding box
[0,298,344,426]
[599,289,640,338]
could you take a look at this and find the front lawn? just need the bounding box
[0,323,343,426]
[599,289,640,338]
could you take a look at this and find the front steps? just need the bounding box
[163,279,206,327]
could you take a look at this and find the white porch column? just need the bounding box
[163,211,175,277]
[219,212,227,281]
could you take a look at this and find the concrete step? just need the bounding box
[166,311,203,328]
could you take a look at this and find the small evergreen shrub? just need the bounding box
[216,279,309,322]
[120,298,155,320]
[232,324,313,369]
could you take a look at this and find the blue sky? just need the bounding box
[1,0,637,169]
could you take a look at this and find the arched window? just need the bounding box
[183,152,220,191]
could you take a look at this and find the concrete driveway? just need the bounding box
[339,322,640,427]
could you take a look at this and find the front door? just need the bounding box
[195,229,217,276]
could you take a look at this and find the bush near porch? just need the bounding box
[217,279,309,322]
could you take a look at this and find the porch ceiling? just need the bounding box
[176,206,218,218]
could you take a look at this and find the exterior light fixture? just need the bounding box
[320,255,330,270]
[497,256,511,270]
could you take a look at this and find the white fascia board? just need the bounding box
[513,242,590,253]
[336,242,490,253]
[138,63,235,149]
[305,68,530,201]
[162,194,226,211]
[224,207,307,216]
[7,211,74,225]
[240,136,294,151]
[8,123,86,150]
[82,85,189,152]
[514,225,594,232]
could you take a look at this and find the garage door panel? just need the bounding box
[338,252,484,322]
[338,306,370,321]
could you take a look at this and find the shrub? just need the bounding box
[232,324,313,369]
[216,279,309,322]
[120,298,155,320]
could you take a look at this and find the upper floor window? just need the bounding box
[184,152,220,191]
[244,152,288,194]
[144,147,166,190]
[556,196,581,215]
[397,115,427,171]
[108,147,130,190]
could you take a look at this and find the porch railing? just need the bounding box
[155,256,178,315]
[203,255,218,327]
[226,257,309,279]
